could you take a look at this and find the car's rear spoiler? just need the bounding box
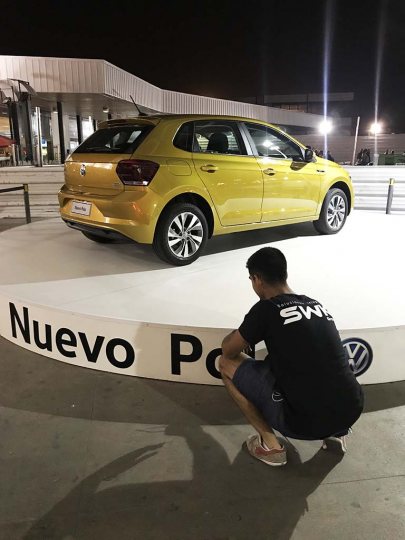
[98,117,161,129]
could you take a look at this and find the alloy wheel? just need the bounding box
[167,212,204,259]
[327,195,346,230]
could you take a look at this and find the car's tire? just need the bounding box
[81,231,115,243]
[313,188,348,235]
[153,203,208,265]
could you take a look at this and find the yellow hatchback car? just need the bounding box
[59,115,354,265]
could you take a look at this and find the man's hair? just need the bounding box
[246,247,287,284]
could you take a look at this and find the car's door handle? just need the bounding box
[263,168,276,176]
[201,165,218,173]
[317,169,326,173]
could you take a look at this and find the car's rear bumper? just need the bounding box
[62,219,131,241]
[58,187,158,243]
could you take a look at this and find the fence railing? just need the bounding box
[0,166,63,219]
[344,166,405,213]
[0,179,63,219]
[0,165,404,219]
[0,184,31,222]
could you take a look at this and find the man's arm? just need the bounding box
[221,330,249,360]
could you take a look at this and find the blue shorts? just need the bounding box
[232,359,313,440]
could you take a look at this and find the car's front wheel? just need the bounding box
[313,188,348,234]
[153,203,208,265]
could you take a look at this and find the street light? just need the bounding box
[318,119,333,134]
[318,119,333,158]
[370,121,383,165]
[370,121,382,135]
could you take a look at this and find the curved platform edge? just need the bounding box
[0,295,404,385]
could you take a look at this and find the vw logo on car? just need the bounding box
[80,163,86,176]
[342,338,373,377]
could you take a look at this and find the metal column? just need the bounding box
[76,115,83,144]
[386,179,395,214]
[57,101,66,164]
[23,96,35,163]
[35,107,43,167]
[8,101,21,165]
[23,184,32,223]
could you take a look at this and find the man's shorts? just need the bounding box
[232,359,310,439]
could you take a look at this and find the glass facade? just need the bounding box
[2,102,96,165]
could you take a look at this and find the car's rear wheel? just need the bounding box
[153,203,208,265]
[313,188,348,234]
[81,231,115,243]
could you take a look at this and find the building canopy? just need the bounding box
[0,55,326,128]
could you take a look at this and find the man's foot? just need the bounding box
[246,435,287,466]
[322,429,352,454]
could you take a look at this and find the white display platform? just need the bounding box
[0,212,404,385]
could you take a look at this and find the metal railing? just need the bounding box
[386,178,395,214]
[351,176,405,213]
[0,166,404,220]
[345,166,405,214]
[0,184,31,223]
[0,175,63,220]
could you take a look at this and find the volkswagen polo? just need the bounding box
[58,115,354,265]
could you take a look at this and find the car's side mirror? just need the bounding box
[304,148,314,162]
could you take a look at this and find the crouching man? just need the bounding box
[219,247,364,466]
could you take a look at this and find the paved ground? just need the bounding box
[1,219,404,540]
[0,218,46,232]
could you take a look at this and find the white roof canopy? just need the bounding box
[0,55,326,127]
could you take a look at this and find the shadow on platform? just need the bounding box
[0,339,404,538]
[22,426,343,540]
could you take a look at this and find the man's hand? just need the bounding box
[221,330,249,360]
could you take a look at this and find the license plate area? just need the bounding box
[71,201,92,216]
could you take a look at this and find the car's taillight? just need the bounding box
[116,159,160,186]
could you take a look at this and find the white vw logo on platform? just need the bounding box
[342,338,373,377]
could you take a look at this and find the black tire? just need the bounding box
[153,203,208,265]
[313,188,348,235]
[81,231,115,243]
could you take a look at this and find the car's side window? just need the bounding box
[244,122,304,161]
[193,121,246,155]
[173,122,193,152]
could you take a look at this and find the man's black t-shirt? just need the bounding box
[238,294,364,438]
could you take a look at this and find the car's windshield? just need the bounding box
[74,125,153,154]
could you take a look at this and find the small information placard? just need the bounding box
[71,201,92,216]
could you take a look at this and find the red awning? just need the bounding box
[0,135,15,147]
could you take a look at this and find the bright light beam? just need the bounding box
[322,0,335,157]
[374,0,388,164]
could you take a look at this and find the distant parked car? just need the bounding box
[59,114,354,265]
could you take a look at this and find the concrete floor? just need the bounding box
[1,219,405,540]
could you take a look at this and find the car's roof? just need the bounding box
[97,115,307,150]
[99,114,277,129]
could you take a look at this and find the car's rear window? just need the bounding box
[74,125,154,154]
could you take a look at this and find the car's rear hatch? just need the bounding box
[64,119,157,196]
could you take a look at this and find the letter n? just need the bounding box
[9,303,31,343]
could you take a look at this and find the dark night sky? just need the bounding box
[4,0,405,132]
